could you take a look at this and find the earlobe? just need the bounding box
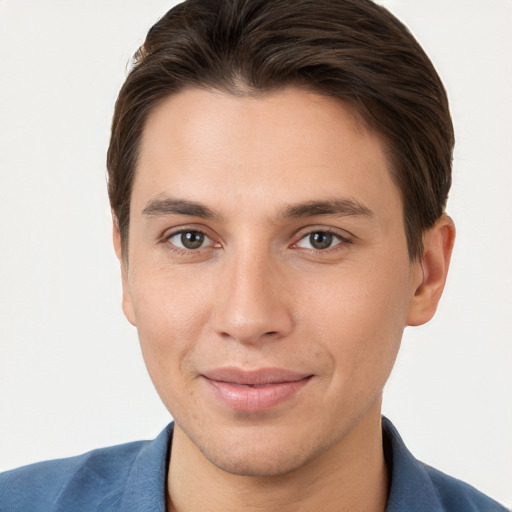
[406,215,455,326]
[112,221,137,327]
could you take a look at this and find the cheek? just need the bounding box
[301,256,411,381]
[128,268,213,383]
[304,261,410,333]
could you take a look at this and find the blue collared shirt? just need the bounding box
[0,418,507,511]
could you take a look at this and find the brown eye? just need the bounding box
[181,231,205,249]
[167,230,209,250]
[309,232,333,250]
[295,230,347,251]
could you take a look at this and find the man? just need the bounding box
[0,0,508,510]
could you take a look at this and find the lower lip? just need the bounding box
[203,376,312,412]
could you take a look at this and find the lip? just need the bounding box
[201,367,314,412]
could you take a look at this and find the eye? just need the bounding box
[295,231,346,250]
[166,230,212,250]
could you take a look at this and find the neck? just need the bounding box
[167,401,388,512]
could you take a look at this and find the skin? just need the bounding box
[113,87,455,511]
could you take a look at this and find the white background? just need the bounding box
[0,0,511,507]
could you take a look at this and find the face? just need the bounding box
[117,87,427,476]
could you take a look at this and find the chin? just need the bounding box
[202,442,314,477]
[189,421,327,478]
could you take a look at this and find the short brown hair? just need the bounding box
[107,0,454,259]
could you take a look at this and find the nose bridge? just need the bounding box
[210,243,293,344]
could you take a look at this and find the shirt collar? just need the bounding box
[118,423,173,511]
[383,416,444,511]
[118,418,444,511]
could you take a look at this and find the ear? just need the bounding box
[113,220,136,326]
[406,215,455,326]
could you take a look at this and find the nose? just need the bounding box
[209,249,294,345]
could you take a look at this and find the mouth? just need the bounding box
[201,367,314,412]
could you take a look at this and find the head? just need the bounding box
[107,0,454,262]
[107,0,455,478]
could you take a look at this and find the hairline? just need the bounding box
[117,83,420,263]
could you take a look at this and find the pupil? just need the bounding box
[181,231,204,249]
[310,232,332,250]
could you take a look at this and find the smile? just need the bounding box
[201,367,314,412]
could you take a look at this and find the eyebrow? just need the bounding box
[282,198,373,219]
[141,196,373,221]
[142,197,221,220]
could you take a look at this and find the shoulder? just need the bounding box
[0,441,147,512]
[382,417,509,512]
[0,424,173,512]
[423,464,509,512]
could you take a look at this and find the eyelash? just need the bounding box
[162,228,218,255]
[161,227,353,255]
[292,228,353,253]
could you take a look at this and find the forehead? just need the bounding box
[133,87,401,221]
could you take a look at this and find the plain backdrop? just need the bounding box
[0,0,511,507]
